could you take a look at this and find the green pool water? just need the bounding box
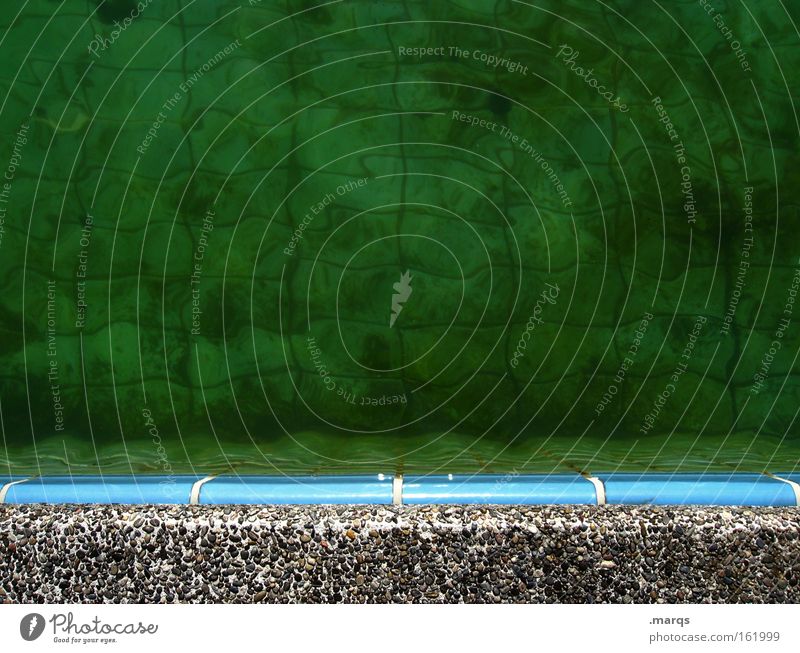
[0,0,798,476]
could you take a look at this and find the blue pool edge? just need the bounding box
[1,472,799,506]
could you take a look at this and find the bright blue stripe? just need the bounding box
[0,473,797,505]
[598,472,796,506]
[198,475,393,504]
[2,475,198,504]
[403,474,597,504]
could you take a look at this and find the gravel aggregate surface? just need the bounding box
[1,505,798,603]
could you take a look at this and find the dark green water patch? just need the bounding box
[0,1,798,476]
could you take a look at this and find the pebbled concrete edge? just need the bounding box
[1,504,798,603]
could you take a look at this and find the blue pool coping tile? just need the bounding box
[0,472,798,505]
[402,474,598,504]
[0,475,200,504]
[597,472,799,506]
[198,474,394,504]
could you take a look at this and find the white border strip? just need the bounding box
[770,473,800,506]
[392,474,403,505]
[189,475,217,505]
[0,478,31,504]
[584,475,606,505]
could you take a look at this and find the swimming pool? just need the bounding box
[0,1,798,481]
